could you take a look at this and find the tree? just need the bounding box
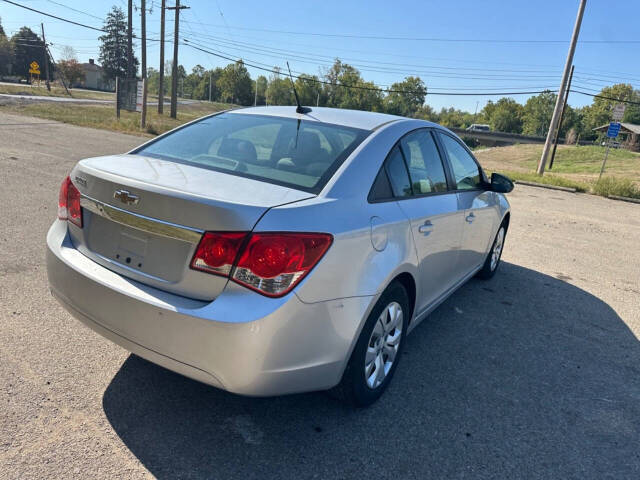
[582,84,639,138]
[483,97,523,133]
[266,72,294,106]
[255,75,268,105]
[414,104,437,122]
[383,76,427,117]
[522,91,556,136]
[295,74,322,107]
[0,18,13,76]
[218,60,253,105]
[99,6,137,80]
[10,27,53,81]
[322,59,382,111]
[56,46,84,86]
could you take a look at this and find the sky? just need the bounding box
[2,0,640,112]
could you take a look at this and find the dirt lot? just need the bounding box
[1,112,639,479]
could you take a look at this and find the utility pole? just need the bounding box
[40,23,50,91]
[168,0,189,118]
[209,72,212,102]
[254,79,257,106]
[140,0,148,128]
[158,0,165,114]
[127,0,133,78]
[549,65,575,170]
[537,0,586,175]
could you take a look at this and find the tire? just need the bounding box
[476,221,507,280]
[330,281,410,407]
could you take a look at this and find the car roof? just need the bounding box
[228,106,439,131]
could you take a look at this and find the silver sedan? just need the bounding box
[47,106,512,406]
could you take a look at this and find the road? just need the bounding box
[1,111,639,479]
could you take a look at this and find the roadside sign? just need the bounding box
[612,104,626,121]
[28,61,40,75]
[135,80,144,112]
[118,78,137,112]
[607,122,621,138]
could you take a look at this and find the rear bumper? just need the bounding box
[47,220,376,396]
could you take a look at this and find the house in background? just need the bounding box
[74,59,114,91]
[593,123,640,152]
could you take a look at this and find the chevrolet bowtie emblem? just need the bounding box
[113,189,139,205]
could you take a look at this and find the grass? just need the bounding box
[477,143,640,199]
[0,82,115,101]
[492,170,591,192]
[0,100,233,136]
[592,177,640,199]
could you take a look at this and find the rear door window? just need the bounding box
[400,130,448,194]
[384,146,412,198]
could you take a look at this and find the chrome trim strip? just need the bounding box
[80,195,203,243]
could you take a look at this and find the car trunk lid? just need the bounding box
[68,154,314,300]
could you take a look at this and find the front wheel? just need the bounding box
[331,281,409,407]
[477,223,507,279]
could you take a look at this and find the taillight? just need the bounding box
[58,176,83,228]
[190,232,333,297]
[190,232,247,276]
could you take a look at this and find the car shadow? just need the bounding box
[102,262,640,479]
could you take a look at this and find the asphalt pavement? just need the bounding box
[1,111,639,479]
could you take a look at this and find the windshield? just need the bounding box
[134,112,371,193]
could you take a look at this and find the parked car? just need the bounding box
[47,106,513,406]
[466,124,491,132]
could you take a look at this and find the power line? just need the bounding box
[44,0,104,21]
[176,19,640,44]
[1,0,161,41]
[183,40,550,97]
[570,89,640,106]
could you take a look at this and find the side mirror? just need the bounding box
[490,172,514,193]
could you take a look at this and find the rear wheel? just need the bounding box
[331,281,409,407]
[477,222,507,279]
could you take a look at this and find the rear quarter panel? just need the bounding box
[254,119,430,304]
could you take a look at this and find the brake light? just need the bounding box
[190,232,247,276]
[58,176,83,228]
[190,232,333,297]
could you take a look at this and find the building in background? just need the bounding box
[593,123,640,152]
[75,59,114,91]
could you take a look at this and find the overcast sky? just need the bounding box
[2,0,639,111]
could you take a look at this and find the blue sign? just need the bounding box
[607,122,621,138]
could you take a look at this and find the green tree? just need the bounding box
[218,60,253,105]
[0,18,13,76]
[10,27,53,81]
[255,75,268,105]
[295,74,322,107]
[322,59,382,111]
[582,84,638,138]
[437,107,475,128]
[99,6,138,80]
[522,91,556,136]
[383,76,427,117]
[266,71,294,105]
[414,104,437,122]
[484,97,523,133]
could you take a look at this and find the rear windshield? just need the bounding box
[134,112,370,193]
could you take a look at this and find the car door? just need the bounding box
[436,131,497,276]
[371,129,464,314]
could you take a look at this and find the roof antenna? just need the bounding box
[287,62,311,114]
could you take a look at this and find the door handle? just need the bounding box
[418,220,433,234]
[466,212,476,223]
